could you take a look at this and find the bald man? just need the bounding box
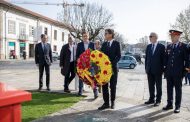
[145,32,165,107]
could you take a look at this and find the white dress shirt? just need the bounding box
[107,39,114,47]
[41,42,48,51]
[173,41,179,48]
[84,41,89,50]
[41,42,45,50]
[69,44,74,62]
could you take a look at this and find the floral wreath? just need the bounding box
[77,49,112,88]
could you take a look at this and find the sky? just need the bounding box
[10,0,190,44]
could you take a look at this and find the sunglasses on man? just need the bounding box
[149,36,155,38]
[105,33,110,35]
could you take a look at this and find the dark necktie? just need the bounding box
[44,44,47,54]
[107,42,110,47]
[151,44,154,55]
[107,42,111,56]
[173,44,176,50]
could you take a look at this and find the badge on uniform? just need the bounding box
[167,49,171,55]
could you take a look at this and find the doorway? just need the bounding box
[29,44,34,58]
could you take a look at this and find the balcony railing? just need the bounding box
[18,34,28,40]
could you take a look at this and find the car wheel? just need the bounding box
[129,64,135,69]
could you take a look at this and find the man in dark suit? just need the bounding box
[145,32,165,107]
[98,29,121,110]
[60,37,76,93]
[35,34,52,91]
[163,30,188,113]
[76,31,96,96]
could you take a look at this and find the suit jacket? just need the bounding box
[165,42,188,78]
[35,43,52,65]
[60,44,76,76]
[145,43,165,75]
[101,40,121,71]
[76,41,95,60]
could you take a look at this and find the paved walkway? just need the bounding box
[33,69,190,122]
[1,61,190,122]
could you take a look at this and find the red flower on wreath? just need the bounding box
[99,53,103,58]
[91,54,95,58]
[77,49,112,87]
[96,75,100,79]
[86,49,91,55]
[103,70,108,75]
[105,61,109,65]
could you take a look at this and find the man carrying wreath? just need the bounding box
[98,29,121,110]
[76,31,98,97]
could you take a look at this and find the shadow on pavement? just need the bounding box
[34,104,174,122]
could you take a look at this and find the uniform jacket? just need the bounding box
[165,42,188,78]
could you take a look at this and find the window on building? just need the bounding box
[44,27,48,35]
[53,45,57,51]
[19,23,26,35]
[8,20,16,34]
[29,26,34,37]
[54,30,57,40]
[62,32,64,41]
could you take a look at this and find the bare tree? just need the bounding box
[57,2,114,41]
[171,5,190,42]
[137,36,149,52]
[96,30,105,42]
[115,33,127,50]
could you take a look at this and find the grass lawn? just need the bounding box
[22,92,84,122]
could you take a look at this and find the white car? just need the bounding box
[52,52,59,61]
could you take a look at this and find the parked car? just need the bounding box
[142,53,146,59]
[52,52,59,61]
[118,55,137,69]
[125,53,143,64]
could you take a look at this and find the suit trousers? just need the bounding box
[147,72,162,102]
[64,61,75,90]
[166,75,183,108]
[185,73,190,84]
[39,63,50,88]
[102,67,118,105]
[79,79,84,94]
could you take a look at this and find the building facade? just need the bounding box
[0,1,70,59]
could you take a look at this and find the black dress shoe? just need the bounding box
[174,107,180,113]
[111,101,115,109]
[144,100,155,105]
[163,105,173,110]
[38,87,42,91]
[98,104,110,110]
[64,89,71,93]
[78,92,82,96]
[154,102,161,107]
[94,95,98,99]
[47,88,51,91]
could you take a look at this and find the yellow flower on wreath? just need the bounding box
[90,50,112,85]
